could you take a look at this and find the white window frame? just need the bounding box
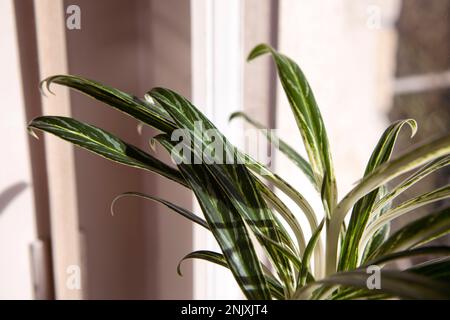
[191,0,245,299]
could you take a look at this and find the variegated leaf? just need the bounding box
[28,116,185,186]
[299,219,324,286]
[361,184,450,250]
[177,250,285,299]
[41,75,176,133]
[367,206,450,260]
[156,134,272,299]
[327,133,450,275]
[229,111,315,187]
[150,88,297,291]
[248,44,337,216]
[340,119,416,271]
[111,192,208,229]
[297,269,450,300]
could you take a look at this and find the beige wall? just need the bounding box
[0,0,38,299]
[64,0,148,299]
[63,0,193,299]
[140,0,193,299]
[2,0,193,299]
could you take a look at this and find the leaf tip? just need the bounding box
[39,77,57,97]
[27,126,39,140]
[144,93,155,105]
[407,119,418,138]
[228,111,243,123]
[247,43,272,62]
[110,193,126,217]
[176,261,184,277]
[149,138,157,152]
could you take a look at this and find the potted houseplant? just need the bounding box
[28,44,450,299]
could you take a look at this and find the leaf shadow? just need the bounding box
[0,182,28,215]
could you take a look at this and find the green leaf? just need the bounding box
[156,134,272,300]
[299,219,325,287]
[158,93,322,272]
[367,206,450,260]
[361,184,450,250]
[245,158,323,277]
[361,223,390,264]
[150,87,297,292]
[229,111,316,188]
[41,75,176,133]
[332,252,450,300]
[408,258,450,283]
[177,250,285,300]
[327,133,450,275]
[371,155,450,216]
[111,192,208,229]
[177,250,227,276]
[330,287,389,300]
[248,44,337,215]
[28,116,186,186]
[360,185,392,264]
[254,176,306,254]
[364,246,450,267]
[298,269,450,300]
[340,119,416,271]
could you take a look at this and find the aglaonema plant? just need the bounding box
[28,44,450,299]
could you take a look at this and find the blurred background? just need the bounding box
[0,0,449,299]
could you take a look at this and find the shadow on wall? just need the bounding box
[0,182,28,215]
